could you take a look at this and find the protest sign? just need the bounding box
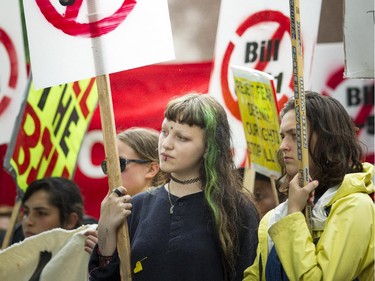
[0,0,28,144]
[23,2,175,276]
[232,66,280,178]
[4,78,98,191]
[0,61,211,219]
[23,0,175,89]
[208,0,322,167]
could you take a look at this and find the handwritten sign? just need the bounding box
[232,65,281,178]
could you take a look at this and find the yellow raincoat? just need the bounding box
[244,162,374,281]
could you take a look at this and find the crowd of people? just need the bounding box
[0,92,373,280]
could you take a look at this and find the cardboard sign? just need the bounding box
[0,0,28,144]
[208,0,322,166]
[4,78,98,191]
[23,0,175,89]
[232,66,280,178]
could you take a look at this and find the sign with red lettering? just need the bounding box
[208,0,322,167]
[0,0,28,144]
[23,0,175,89]
[4,78,98,191]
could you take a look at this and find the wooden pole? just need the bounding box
[243,168,256,194]
[96,74,132,281]
[289,0,313,233]
[270,176,280,206]
[1,199,21,249]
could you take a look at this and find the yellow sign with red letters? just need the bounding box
[5,78,98,191]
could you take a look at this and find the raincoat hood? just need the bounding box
[328,162,374,206]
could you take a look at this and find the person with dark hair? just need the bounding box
[244,92,374,280]
[252,172,283,218]
[89,93,259,281]
[22,177,84,238]
[0,177,88,246]
[0,177,97,281]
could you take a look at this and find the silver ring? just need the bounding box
[113,188,123,197]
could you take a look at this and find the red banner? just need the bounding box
[0,62,213,219]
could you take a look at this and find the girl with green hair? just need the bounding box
[89,93,259,281]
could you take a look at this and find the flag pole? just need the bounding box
[289,0,313,233]
[96,74,132,281]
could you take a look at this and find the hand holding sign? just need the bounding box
[23,1,174,280]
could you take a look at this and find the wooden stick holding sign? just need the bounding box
[1,199,22,249]
[96,74,132,281]
[289,0,313,233]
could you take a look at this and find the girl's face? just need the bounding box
[117,140,153,195]
[279,109,316,177]
[159,118,205,178]
[22,190,61,238]
[279,110,299,177]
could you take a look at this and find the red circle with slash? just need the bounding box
[0,28,18,115]
[35,0,137,38]
[220,10,291,121]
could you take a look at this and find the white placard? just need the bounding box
[208,0,322,166]
[0,0,28,144]
[23,0,175,89]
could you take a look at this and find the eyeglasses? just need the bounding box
[101,157,151,175]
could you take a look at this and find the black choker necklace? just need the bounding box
[169,175,201,185]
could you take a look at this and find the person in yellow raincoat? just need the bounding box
[243,92,374,281]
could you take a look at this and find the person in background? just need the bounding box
[244,92,374,280]
[239,169,283,219]
[89,93,259,281]
[0,177,92,248]
[103,127,168,195]
[252,172,283,218]
[84,127,168,252]
[22,177,84,238]
[0,177,99,281]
